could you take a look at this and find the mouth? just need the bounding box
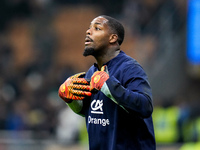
[85,36,93,45]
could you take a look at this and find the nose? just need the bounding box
[86,28,91,35]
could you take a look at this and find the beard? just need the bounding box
[83,47,95,57]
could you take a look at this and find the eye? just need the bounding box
[95,27,101,30]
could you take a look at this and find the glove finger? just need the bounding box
[70,89,92,97]
[65,90,85,100]
[72,78,90,85]
[70,84,91,91]
[101,65,109,74]
[71,95,85,100]
[101,65,106,71]
[65,78,88,88]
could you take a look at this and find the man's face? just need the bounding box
[83,16,111,57]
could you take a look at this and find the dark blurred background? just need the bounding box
[0,0,200,150]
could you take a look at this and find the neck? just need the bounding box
[95,49,120,70]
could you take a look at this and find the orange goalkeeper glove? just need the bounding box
[58,72,91,103]
[90,65,109,93]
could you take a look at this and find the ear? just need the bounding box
[109,34,118,44]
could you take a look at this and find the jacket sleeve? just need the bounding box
[67,100,84,116]
[100,65,153,118]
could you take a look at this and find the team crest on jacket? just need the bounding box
[91,99,103,114]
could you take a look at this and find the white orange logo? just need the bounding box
[91,99,103,114]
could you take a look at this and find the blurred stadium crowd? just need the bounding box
[1,0,200,149]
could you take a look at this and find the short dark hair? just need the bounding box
[100,15,125,45]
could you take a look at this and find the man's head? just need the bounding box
[100,15,124,46]
[83,15,125,57]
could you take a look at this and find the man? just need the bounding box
[58,15,156,150]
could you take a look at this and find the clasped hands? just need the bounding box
[58,65,109,103]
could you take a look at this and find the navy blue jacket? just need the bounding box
[80,51,156,150]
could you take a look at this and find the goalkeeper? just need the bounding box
[58,15,156,150]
